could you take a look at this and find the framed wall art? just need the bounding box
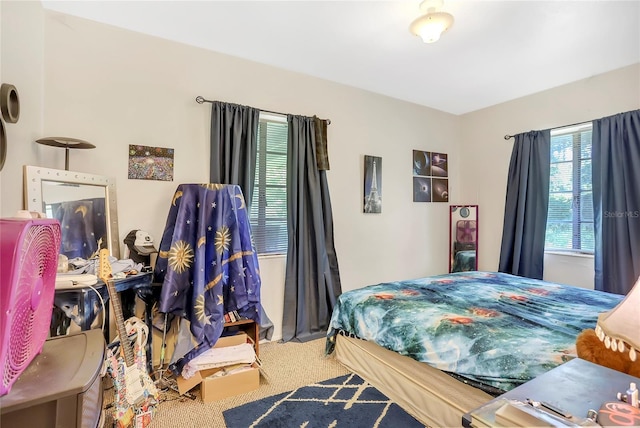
[412,150,448,202]
[364,155,382,213]
[128,144,174,181]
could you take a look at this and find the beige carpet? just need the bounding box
[104,338,350,427]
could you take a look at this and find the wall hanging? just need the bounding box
[0,83,20,124]
[412,150,448,202]
[128,145,174,181]
[0,83,20,172]
[0,119,6,172]
[364,155,382,213]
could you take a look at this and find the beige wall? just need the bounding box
[3,3,637,342]
[0,1,44,216]
[460,63,640,289]
[1,7,462,341]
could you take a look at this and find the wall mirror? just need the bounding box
[24,165,120,259]
[449,205,478,273]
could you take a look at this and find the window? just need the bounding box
[545,123,594,253]
[249,113,288,255]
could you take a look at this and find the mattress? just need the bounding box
[327,271,622,393]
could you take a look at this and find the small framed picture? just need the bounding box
[412,150,448,202]
[128,145,174,181]
[431,152,448,177]
[413,176,431,202]
[413,150,431,176]
[432,178,449,202]
[364,155,382,213]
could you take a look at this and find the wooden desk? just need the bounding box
[463,358,640,427]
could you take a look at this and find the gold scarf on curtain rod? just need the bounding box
[313,116,330,171]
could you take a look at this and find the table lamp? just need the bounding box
[595,275,640,362]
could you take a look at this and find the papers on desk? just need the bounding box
[495,400,572,427]
[55,274,98,289]
[471,399,601,427]
[64,256,143,277]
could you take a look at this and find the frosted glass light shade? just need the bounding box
[409,12,454,43]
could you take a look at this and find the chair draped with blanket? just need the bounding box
[153,183,262,375]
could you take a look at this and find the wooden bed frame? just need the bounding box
[334,334,493,427]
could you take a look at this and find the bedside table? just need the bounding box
[462,358,640,427]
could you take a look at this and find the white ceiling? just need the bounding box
[41,1,640,115]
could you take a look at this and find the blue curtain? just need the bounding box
[498,130,550,279]
[592,110,640,295]
[209,101,274,341]
[209,101,260,208]
[282,115,342,342]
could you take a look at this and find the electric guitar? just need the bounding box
[98,249,159,428]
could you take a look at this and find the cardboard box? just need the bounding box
[201,363,259,403]
[176,333,259,401]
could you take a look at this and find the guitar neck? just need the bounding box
[105,278,136,367]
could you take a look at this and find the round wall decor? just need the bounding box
[0,83,20,124]
[0,118,6,171]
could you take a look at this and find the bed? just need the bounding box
[326,271,623,427]
[451,250,476,272]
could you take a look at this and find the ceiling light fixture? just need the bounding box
[409,0,454,44]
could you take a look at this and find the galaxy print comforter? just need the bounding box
[326,271,622,393]
[452,250,476,272]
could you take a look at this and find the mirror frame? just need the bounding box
[449,204,478,273]
[23,165,120,258]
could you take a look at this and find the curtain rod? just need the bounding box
[195,96,331,125]
[504,119,592,140]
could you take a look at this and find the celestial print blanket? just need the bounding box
[154,184,262,373]
[326,271,623,393]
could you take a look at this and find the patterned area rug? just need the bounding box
[223,373,426,428]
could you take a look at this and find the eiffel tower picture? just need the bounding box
[364,155,382,213]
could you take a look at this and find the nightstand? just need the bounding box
[463,358,640,427]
